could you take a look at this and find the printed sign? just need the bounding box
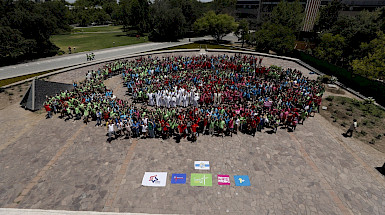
[194,161,210,170]
[141,172,167,187]
[190,173,212,186]
[234,175,250,186]
[171,173,187,184]
[217,175,231,185]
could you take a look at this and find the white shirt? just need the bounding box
[108,123,114,132]
[142,125,148,132]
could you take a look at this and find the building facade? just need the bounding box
[237,0,385,32]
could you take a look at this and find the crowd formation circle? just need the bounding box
[44,54,324,143]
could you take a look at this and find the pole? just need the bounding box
[31,79,35,110]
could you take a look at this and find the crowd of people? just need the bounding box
[44,54,324,143]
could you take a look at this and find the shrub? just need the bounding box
[346,106,353,112]
[319,75,331,83]
[57,50,65,56]
[364,97,375,104]
[352,99,361,106]
[269,65,282,71]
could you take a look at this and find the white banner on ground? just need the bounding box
[194,161,210,170]
[141,172,168,187]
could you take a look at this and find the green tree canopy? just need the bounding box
[314,33,346,65]
[234,19,249,48]
[149,0,186,41]
[193,11,237,42]
[328,10,381,64]
[120,0,150,34]
[0,0,62,65]
[270,0,304,33]
[212,0,237,15]
[352,31,385,79]
[253,22,296,54]
[314,0,342,32]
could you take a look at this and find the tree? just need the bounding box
[234,19,249,48]
[328,10,381,64]
[168,0,204,32]
[120,0,150,35]
[0,0,59,65]
[253,22,296,54]
[193,11,237,43]
[149,0,186,41]
[40,0,72,34]
[212,0,237,16]
[352,31,385,79]
[270,0,304,33]
[314,33,346,65]
[314,0,342,32]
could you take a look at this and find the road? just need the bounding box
[0,35,238,81]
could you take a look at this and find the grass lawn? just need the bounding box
[320,96,385,153]
[0,70,55,88]
[51,26,148,54]
[72,25,122,33]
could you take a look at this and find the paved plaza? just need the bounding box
[0,51,384,215]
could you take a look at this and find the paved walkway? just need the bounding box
[0,34,240,81]
[0,105,384,214]
[0,208,158,215]
[0,50,384,214]
[0,42,184,80]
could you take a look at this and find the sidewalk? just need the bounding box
[0,208,168,215]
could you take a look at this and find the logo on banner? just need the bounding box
[194,161,210,170]
[190,173,212,186]
[171,173,187,184]
[234,175,250,186]
[141,172,167,187]
[149,175,159,184]
[217,175,230,185]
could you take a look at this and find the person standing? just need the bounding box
[345,119,357,137]
[44,102,52,119]
[107,120,115,143]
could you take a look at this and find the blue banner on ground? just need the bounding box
[171,173,187,184]
[234,175,250,186]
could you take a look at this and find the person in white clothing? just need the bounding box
[155,92,160,107]
[141,123,148,138]
[183,93,188,107]
[107,120,115,143]
[148,92,154,106]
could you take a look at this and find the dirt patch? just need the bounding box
[320,96,385,153]
[0,83,30,110]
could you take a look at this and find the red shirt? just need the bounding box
[191,124,198,133]
[44,104,51,112]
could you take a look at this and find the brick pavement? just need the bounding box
[1,52,385,214]
[1,108,383,214]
